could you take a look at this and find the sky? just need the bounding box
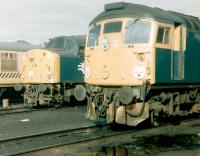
[0,0,199,44]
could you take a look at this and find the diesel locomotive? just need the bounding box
[85,2,200,126]
[0,40,42,101]
[16,36,86,107]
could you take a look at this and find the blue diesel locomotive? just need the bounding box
[85,2,200,126]
[17,36,86,107]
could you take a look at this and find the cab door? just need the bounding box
[171,24,186,80]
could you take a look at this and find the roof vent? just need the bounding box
[104,2,126,12]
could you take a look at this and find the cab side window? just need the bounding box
[156,26,171,45]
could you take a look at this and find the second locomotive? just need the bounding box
[16,36,86,107]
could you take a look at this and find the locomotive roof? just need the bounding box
[0,40,43,52]
[46,35,86,47]
[70,35,86,46]
[45,35,86,57]
[90,2,200,32]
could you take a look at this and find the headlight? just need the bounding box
[132,65,146,80]
[85,66,91,79]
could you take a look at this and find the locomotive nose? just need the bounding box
[22,49,59,83]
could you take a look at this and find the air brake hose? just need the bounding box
[126,84,147,118]
[93,92,104,108]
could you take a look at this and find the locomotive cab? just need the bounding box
[85,2,200,126]
[85,18,187,86]
[85,18,154,86]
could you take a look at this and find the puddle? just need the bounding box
[191,124,200,127]
[83,134,200,156]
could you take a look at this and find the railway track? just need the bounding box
[1,114,200,155]
[0,124,111,155]
[0,105,49,116]
[0,102,86,116]
[0,104,77,116]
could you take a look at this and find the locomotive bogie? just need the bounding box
[24,83,85,107]
[86,85,200,126]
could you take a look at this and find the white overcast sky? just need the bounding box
[0,0,199,44]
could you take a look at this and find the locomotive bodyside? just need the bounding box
[0,50,23,85]
[60,55,84,83]
[85,2,200,126]
[21,36,86,107]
